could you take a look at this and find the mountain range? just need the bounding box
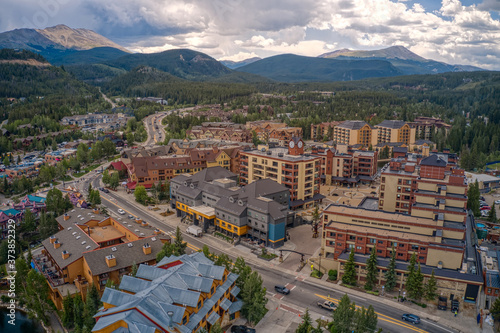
[0,25,487,83]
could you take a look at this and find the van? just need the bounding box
[186,225,203,237]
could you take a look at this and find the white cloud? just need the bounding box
[2,0,500,69]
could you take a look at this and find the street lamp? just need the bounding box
[318,252,322,275]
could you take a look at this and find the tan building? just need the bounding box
[33,208,169,309]
[311,121,341,141]
[333,121,373,146]
[240,137,323,209]
[246,121,302,146]
[373,120,416,146]
[410,116,452,141]
[44,148,77,166]
[186,122,252,142]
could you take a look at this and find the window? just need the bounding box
[348,244,355,249]
[398,253,404,257]
[370,238,376,244]
[349,235,356,240]
[356,246,362,250]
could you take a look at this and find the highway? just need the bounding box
[74,169,456,333]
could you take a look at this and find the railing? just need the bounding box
[32,254,64,287]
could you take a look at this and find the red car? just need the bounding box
[481,206,491,210]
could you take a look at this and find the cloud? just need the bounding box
[1,0,500,69]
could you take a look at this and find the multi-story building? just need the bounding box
[379,153,467,220]
[246,121,303,146]
[92,253,242,333]
[373,120,416,146]
[268,127,304,146]
[187,122,252,143]
[239,137,323,209]
[60,113,132,128]
[311,121,342,141]
[410,116,452,141]
[127,146,242,189]
[171,166,294,247]
[333,121,373,146]
[311,145,378,185]
[33,208,169,309]
[5,162,42,179]
[44,148,77,166]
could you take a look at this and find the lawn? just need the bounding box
[73,164,101,178]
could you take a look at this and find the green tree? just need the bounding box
[296,308,314,333]
[109,172,120,190]
[51,140,57,151]
[467,180,480,216]
[406,253,423,300]
[83,284,101,328]
[331,294,356,333]
[488,204,498,223]
[490,297,500,323]
[241,271,268,325]
[210,322,223,333]
[174,226,187,255]
[131,262,138,277]
[73,294,84,328]
[233,256,252,290]
[424,269,438,301]
[76,143,89,164]
[134,185,149,205]
[364,246,378,291]
[3,155,10,167]
[21,209,36,233]
[102,138,116,157]
[127,132,135,146]
[342,248,357,286]
[384,245,397,292]
[46,188,72,215]
[156,227,188,261]
[102,170,111,186]
[62,291,74,328]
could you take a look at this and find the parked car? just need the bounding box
[495,200,500,205]
[128,214,134,219]
[481,210,490,217]
[102,188,110,193]
[117,209,125,215]
[317,300,337,311]
[402,314,420,324]
[480,196,486,201]
[481,206,491,210]
[274,285,290,295]
[231,325,256,333]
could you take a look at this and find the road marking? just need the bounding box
[315,294,429,333]
[421,319,454,333]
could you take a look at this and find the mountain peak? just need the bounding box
[319,45,425,61]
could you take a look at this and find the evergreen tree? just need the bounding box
[424,269,438,301]
[210,322,223,333]
[488,204,498,223]
[174,226,187,255]
[241,271,268,325]
[62,291,74,328]
[413,262,424,300]
[83,284,100,328]
[73,294,84,328]
[331,294,356,333]
[342,248,357,286]
[364,246,378,291]
[131,262,138,277]
[384,245,397,292]
[21,209,36,233]
[296,308,314,333]
[406,253,424,300]
[466,180,480,216]
[233,257,252,290]
[490,297,500,322]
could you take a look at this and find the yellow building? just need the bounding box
[333,121,373,146]
[240,138,324,209]
[373,120,416,145]
[92,253,242,333]
[34,208,169,309]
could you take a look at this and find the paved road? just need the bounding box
[76,171,455,333]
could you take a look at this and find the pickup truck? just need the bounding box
[317,300,337,311]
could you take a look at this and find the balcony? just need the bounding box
[32,254,64,287]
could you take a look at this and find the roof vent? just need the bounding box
[76,236,81,240]
[81,241,86,245]
[229,197,234,203]
[85,245,91,250]
[111,247,117,252]
[72,232,77,235]
[67,227,72,230]
[238,200,244,206]
[127,243,133,247]
[151,237,157,241]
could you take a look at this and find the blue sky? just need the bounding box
[1,0,500,69]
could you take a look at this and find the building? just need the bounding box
[246,121,303,146]
[240,137,324,209]
[5,163,42,179]
[186,122,252,143]
[127,146,242,189]
[60,113,132,129]
[171,166,294,247]
[379,153,467,218]
[311,145,378,186]
[410,116,452,141]
[311,122,341,141]
[333,121,373,146]
[44,149,77,166]
[33,208,169,309]
[373,120,416,146]
[91,253,242,333]
[465,172,500,193]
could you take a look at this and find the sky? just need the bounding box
[1,0,500,69]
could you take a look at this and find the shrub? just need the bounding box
[328,269,338,280]
[1,295,10,303]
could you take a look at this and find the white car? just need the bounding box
[495,200,500,205]
[117,209,126,215]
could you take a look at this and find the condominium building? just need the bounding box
[186,122,252,142]
[311,144,378,185]
[44,148,77,166]
[410,116,452,141]
[92,253,242,333]
[333,121,373,146]
[246,121,303,146]
[239,137,324,209]
[332,120,417,147]
[33,208,169,309]
[171,166,294,247]
[310,121,341,141]
[373,120,416,145]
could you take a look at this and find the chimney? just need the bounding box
[54,240,61,249]
[92,208,100,214]
[62,250,70,260]
[50,236,57,244]
[105,255,116,267]
[154,229,161,235]
[141,221,148,227]
[63,214,70,221]
[143,243,152,255]
[135,217,142,224]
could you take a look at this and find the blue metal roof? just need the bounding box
[228,299,243,314]
[220,298,232,311]
[207,312,220,325]
[230,286,241,297]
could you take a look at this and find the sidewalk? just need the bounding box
[102,182,491,333]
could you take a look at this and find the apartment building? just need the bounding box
[127,146,242,188]
[34,208,169,309]
[44,148,77,166]
[239,137,324,209]
[311,122,342,141]
[171,166,293,247]
[92,253,242,333]
[333,121,373,146]
[373,120,416,145]
[186,122,252,143]
[410,116,452,141]
[311,144,378,185]
[246,121,303,146]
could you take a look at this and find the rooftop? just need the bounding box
[241,147,320,162]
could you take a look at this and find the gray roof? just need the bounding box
[337,120,370,130]
[247,197,288,220]
[83,237,163,276]
[420,154,447,167]
[93,253,240,333]
[376,120,407,129]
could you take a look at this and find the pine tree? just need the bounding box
[210,322,223,333]
[241,271,268,325]
[424,269,438,301]
[342,248,357,286]
[488,204,497,223]
[331,294,356,333]
[490,297,500,322]
[296,308,314,333]
[364,246,378,291]
[405,252,417,299]
[233,257,252,290]
[384,245,397,292]
[174,226,187,255]
[62,291,74,328]
[414,262,424,300]
[131,262,138,277]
